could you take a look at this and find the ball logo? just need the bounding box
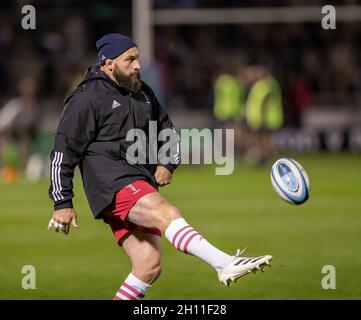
[278,163,298,192]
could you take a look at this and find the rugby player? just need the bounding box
[48,33,272,300]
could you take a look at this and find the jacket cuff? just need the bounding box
[54,200,73,211]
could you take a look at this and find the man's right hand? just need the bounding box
[47,208,79,235]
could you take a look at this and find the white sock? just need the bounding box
[114,273,151,300]
[165,218,233,270]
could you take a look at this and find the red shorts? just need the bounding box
[101,180,161,245]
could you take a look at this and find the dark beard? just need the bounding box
[113,65,142,93]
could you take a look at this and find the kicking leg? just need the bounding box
[114,230,161,300]
[127,192,272,286]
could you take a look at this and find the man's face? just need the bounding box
[111,47,142,93]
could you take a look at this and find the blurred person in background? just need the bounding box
[245,65,283,165]
[213,64,247,153]
[213,67,245,123]
[0,76,41,182]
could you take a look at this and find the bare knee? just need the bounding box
[156,203,182,232]
[122,230,162,285]
[132,257,162,284]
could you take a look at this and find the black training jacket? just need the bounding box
[49,65,180,218]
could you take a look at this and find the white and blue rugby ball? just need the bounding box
[270,158,310,205]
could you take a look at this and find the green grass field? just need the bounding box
[1,153,361,299]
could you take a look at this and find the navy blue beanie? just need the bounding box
[96,33,137,65]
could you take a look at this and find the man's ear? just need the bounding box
[105,59,114,71]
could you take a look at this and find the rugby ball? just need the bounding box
[270,158,310,205]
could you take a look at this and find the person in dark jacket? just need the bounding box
[47,33,272,299]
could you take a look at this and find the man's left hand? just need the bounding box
[155,166,172,187]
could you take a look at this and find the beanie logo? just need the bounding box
[101,54,106,61]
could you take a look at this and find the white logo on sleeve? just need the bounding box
[112,100,122,109]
